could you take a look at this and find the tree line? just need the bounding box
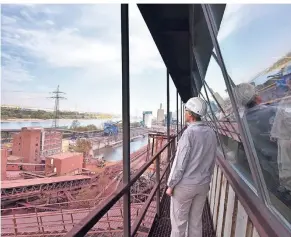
[1,107,113,120]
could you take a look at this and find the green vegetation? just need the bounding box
[71,138,92,157]
[70,120,100,131]
[1,107,113,120]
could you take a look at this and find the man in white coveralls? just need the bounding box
[270,77,291,194]
[166,97,217,237]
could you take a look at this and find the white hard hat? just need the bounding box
[185,97,207,116]
[234,83,256,106]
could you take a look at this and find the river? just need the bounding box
[1,118,141,130]
[94,136,149,161]
[1,119,147,162]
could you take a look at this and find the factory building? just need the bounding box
[157,103,164,123]
[45,152,83,176]
[142,111,153,128]
[164,112,172,126]
[11,127,63,170]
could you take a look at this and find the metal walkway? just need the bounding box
[150,195,215,237]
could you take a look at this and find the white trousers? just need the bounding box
[278,139,291,191]
[170,183,210,237]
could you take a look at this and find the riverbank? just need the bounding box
[76,144,150,200]
[1,118,142,130]
[1,118,115,122]
[1,119,45,122]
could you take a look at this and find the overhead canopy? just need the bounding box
[138,4,226,102]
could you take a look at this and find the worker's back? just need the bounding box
[178,122,217,186]
[245,104,279,187]
[245,104,277,157]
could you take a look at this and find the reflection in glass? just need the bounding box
[201,57,254,184]
[218,4,291,224]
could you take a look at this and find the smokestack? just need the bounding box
[160,103,162,109]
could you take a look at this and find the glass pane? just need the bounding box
[218,4,291,224]
[202,56,254,185]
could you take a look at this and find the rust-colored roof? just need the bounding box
[47,152,83,160]
[1,175,90,189]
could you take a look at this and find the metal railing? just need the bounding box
[66,130,183,236]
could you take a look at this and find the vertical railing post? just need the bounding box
[167,69,170,162]
[183,103,185,127]
[176,90,179,137]
[180,99,183,131]
[156,154,161,217]
[166,69,171,179]
[151,137,155,156]
[121,4,131,236]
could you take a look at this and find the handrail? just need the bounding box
[65,129,185,237]
[131,154,173,236]
[216,152,291,237]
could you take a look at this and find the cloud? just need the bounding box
[217,4,270,42]
[1,53,35,82]
[217,4,245,41]
[1,4,163,80]
[1,4,165,113]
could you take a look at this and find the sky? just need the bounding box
[1,4,291,114]
[206,4,291,99]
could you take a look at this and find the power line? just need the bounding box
[48,85,67,128]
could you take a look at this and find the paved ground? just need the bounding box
[150,195,215,237]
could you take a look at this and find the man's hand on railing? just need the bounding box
[166,187,174,196]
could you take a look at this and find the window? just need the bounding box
[217,4,291,226]
[51,159,54,165]
[201,57,254,185]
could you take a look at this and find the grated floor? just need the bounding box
[150,195,215,237]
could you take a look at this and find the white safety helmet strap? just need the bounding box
[185,97,207,117]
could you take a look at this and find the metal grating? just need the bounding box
[150,195,215,237]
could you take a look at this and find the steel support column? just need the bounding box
[183,102,185,127]
[176,90,179,136]
[180,98,183,130]
[167,69,170,161]
[121,4,131,236]
[202,4,268,201]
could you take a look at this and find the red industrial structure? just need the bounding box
[41,129,63,157]
[11,127,62,171]
[45,152,84,176]
[1,175,91,203]
[1,148,8,180]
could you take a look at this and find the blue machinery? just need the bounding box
[103,120,121,136]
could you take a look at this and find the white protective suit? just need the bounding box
[167,122,217,237]
[270,92,291,191]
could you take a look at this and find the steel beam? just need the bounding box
[167,69,170,161]
[176,90,179,136]
[180,98,183,130]
[121,4,131,236]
